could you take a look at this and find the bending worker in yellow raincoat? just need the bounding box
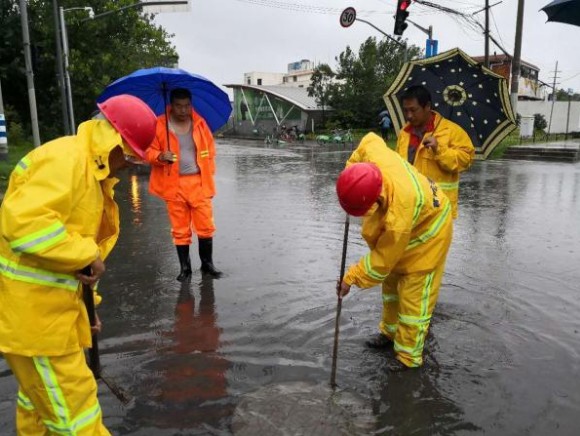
[0,95,156,435]
[337,133,453,369]
[395,85,474,218]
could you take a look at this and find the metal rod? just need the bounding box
[330,214,350,388]
[81,1,188,23]
[81,268,132,405]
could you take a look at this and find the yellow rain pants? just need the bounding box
[379,257,447,367]
[4,351,110,435]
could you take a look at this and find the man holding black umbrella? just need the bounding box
[395,85,475,219]
[146,88,222,280]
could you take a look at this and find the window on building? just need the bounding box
[283,77,287,83]
[247,79,251,85]
[257,78,262,85]
[293,76,297,82]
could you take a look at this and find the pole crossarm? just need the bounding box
[407,18,430,38]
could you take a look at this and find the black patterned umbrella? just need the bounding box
[542,0,580,27]
[384,48,516,158]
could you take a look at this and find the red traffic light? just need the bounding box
[399,0,411,11]
[394,0,411,36]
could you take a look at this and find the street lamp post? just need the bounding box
[59,6,94,135]
[354,18,408,62]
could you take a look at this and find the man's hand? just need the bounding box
[336,280,351,300]
[76,257,106,286]
[423,135,438,153]
[91,312,102,335]
[158,151,177,163]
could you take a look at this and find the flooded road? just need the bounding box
[1,139,579,435]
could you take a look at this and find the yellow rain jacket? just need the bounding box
[395,111,475,218]
[344,133,453,289]
[0,120,122,357]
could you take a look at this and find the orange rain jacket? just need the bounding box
[396,111,474,218]
[145,109,216,200]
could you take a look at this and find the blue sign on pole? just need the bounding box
[426,39,438,58]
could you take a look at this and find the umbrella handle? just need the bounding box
[162,82,171,153]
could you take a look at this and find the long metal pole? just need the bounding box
[548,61,558,136]
[565,93,571,140]
[0,78,8,161]
[510,0,525,114]
[60,7,76,134]
[53,0,70,135]
[19,0,41,147]
[330,214,350,388]
[484,0,490,68]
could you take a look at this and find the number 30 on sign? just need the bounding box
[340,7,356,28]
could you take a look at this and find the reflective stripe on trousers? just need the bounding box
[380,260,446,367]
[4,351,111,435]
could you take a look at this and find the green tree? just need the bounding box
[324,37,421,129]
[307,63,334,128]
[555,88,580,101]
[533,113,547,131]
[0,0,177,140]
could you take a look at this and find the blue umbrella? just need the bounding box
[97,67,232,133]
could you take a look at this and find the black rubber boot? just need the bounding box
[198,237,222,278]
[176,245,192,281]
[365,333,393,349]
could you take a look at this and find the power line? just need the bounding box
[232,0,390,15]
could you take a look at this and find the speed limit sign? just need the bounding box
[340,7,356,28]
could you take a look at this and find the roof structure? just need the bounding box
[225,84,325,111]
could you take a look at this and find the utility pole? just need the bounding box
[53,0,70,135]
[510,0,525,115]
[485,0,490,67]
[473,1,502,68]
[19,0,41,147]
[547,61,561,136]
[0,78,7,161]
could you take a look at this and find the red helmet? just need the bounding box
[336,163,383,216]
[97,95,156,158]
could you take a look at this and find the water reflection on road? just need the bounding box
[1,140,579,435]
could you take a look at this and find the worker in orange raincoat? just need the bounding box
[0,95,157,435]
[395,85,475,219]
[145,88,221,280]
[337,133,453,369]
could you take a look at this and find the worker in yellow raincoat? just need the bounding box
[395,85,475,218]
[0,95,156,435]
[337,132,453,369]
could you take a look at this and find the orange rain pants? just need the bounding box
[166,174,215,245]
[379,256,447,368]
[4,351,110,435]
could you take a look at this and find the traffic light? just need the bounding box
[394,0,411,36]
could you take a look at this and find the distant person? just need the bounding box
[379,112,392,141]
[0,95,157,435]
[145,88,222,280]
[396,85,475,218]
[240,101,248,121]
[336,133,453,369]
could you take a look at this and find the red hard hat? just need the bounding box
[97,95,156,158]
[336,163,383,216]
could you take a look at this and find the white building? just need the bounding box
[243,59,315,89]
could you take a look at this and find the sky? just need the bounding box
[152,0,580,98]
